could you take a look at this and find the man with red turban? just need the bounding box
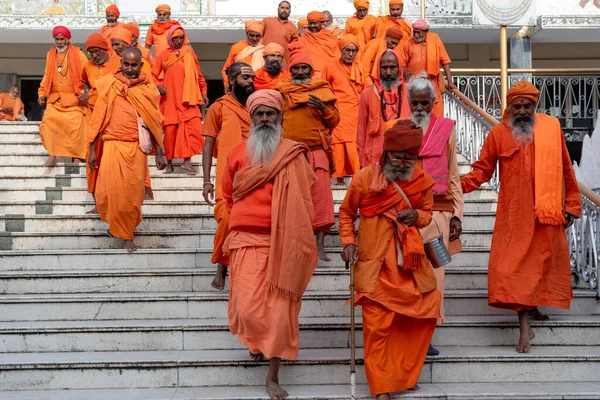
[461,81,581,353]
[262,1,298,62]
[38,26,89,167]
[124,22,151,63]
[361,26,404,87]
[145,4,182,62]
[152,25,208,175]
[322,34,365,187]
[222,20,265,87]
[357,49,410,167]
[100,4,124,43]
[402,18,455,117]
[299,11,341,78]
[222,88,317,400]
[340,120,441,399]
[253,43,292,91]
[345,0,377,48]
[374,0,412,52]
[275,42,339,262]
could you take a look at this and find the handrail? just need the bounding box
[578,183,600,208]
[450,68,600,75]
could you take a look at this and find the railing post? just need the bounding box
[420,0,426,19]
[500,25,509,113]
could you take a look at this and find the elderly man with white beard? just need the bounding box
[406,73,464,356]
[221,89,318,400]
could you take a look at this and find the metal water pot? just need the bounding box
[423,220,452,269]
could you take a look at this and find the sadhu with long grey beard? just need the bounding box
[461,80,581,353]
[221,89,318,400]
[339,120,441,399]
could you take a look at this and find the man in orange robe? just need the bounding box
[402,19,456,117]
[253,43,292,91]
[202,63,255,291]
[374,0,412,50]
[145,4,181,62]
[323,10,344,39]
[0,85,25,121]
[275,42,339,261]
[299,11,341,79]
[340,121,441,399]
[153,25,208,175]
[81,33,122,214]
[110,27,153,78]
[322,35,365,187]
[345,0,377,48]
[38,26,89,167]
[100,4,124,43]
[297,19,308,37]
[88,48,166,252]
[408,73,464,355]
[124,22,152,63]
[222,20,265,87]
[461,81,582,353]
[222,89,317,400]
[262,1,298,60]
[361,26,404,87]
[357,49,410,167]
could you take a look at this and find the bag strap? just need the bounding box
[390,179,443,237]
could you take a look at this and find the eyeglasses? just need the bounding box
[388,153,417,166]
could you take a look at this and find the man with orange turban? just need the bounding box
[88,47,166,253]
[262,1,298,61]
[100,4,124,43]
[357,49,410,167]
[111,27,153,77]
[275,42,339,262]
[374,0,412,52]
[202,63,255,291]
[402,19,455,117]
[297,18,308,36]
[223,89,317,400]
[124,22,151,63]
[362,26,404,87]
[38,26,89,167]
[340,120,440,399]
[299,11,340,79]
[345,0,377,48]
[253,43,292,91]
[221,20,265,87]
[153,25,208,175]
[461,81,581,353]
[0,85,25,122]
[322,34,365,187]
[323,10,344,39]
[145,4,182,62]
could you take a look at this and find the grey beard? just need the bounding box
[381,77,400,91]
[414,36,425,43]
[265,61,283,76]
[411,111,431,133]
[9,94,17,99]
[56,45,67,53]
[291,77,311,85]
[509,114,535,145]
[158,17,170,22]
[106,21,117,27]
[246,122,283,167]
[383,161,414,182]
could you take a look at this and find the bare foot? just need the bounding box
[517,328,535,353]
[164,161,174,174]
[319,248,331,262]
[181,159,197,175]
[376,394,392,400]
[408,384,420,391]
[43,156,57,167]
[250,351,265,361]
[334,178,346,187]
[124,240,138,252]
[528,307,549,321]
[266,380,288,400]
[211,264,228,290]
[85,206,99,215]
[316,231,331,262]
[144,187,154,200]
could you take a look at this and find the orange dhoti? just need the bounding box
[331,142,360,178]
[40,103,88,159]
[308,149,335,232]
[226,230,301,360]
[163,117,204,161]
[212,199,231,266]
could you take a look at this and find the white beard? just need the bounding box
[246,122,283,167]
[9,94,17,99]
[509,114,535,145]
[56,45,67,53]
[106,21,117,27]
[383,161,414,182]
[411,111,431,133]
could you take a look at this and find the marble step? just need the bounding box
[0,162,209,177]
[0,174,209,189]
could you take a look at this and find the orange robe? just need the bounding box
[276,79,339,231]
[145,20,181,61]
[360,38,402,87]
[345,14,377,48]
[262,16,299,61]
[38,45,89,159]
[327,24,344,39]
[322,60,364,178]
[223,140,317,360]
[374,16,412,49]
[299,29,341,79]
[221,40,265,86]
[461,115,582,311]
[402,33,451,117]
[88,72,163,240]
[0,93,25,121]
[339,165,440,395]
[137,44,152,64]
[253,67,291,91]
[202,94,251,265]
[100,22,125,43]
[153,46,207,160]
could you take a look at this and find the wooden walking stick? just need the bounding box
[347,260,357,399]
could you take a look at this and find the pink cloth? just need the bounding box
[418,115,455,195]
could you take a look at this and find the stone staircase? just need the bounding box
[0,122,599,399]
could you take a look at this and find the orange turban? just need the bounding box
[86,32,109,50]
[245,20,264,35]
[389,0,404,4]
[354,0,369,9]
[288,42,313,69]
[386,26,404,40]
[503,80,540,122]
[52,26,71,39]
[297,18,308,28]
[124,22,140,38]
[339,34,360,51]
[383,120,423,155]
[155,4,171,13]
[111,27,132,45]
[264,42,285,56]
[247,89,284,115]
[307,11,325,21]
[105,4,120,17]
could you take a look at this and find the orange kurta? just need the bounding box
[253,67,292,91]
[0,93,25,121]
[345,14,377,47]
[202,94,251,265]
[402,33,451,117]
[461,115,582,311]
[145,20,181,61]
[100,22,125,43]
[262,16,299,61]
[298,29,341,79]
[137,44,152,64]
[221,40,265,87]
[374,16,411,49]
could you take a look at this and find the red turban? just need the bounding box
[105,4,120,17]
[247,89,284,116]
[412,18,430,31]
[52,26,71,39]
[386,26,404,40]
[389,0,404,4]
[111,27,132,45]
[297,19,308,28]
[155,4,171,13]
[288,42,313,69]
[503,80,540,122]
[338,34,360,51]
[86,33,109,51]
[383,120,423,155]
[245,20,264,35]
[264,42,285,56]
[124,22,140,38]
[307,11,325,21]
[354,0,369,9]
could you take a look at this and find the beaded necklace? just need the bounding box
[379,85,402,122]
